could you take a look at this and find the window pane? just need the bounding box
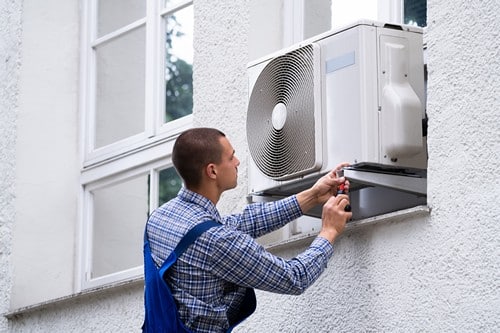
[163,0,185,9]
[330,0,377,30]
[95,26,146,148]
[158,167,182,206]
[91,174,149,278]
[97,0,146,37]
[404,0,427,27]
[164,6,193,123]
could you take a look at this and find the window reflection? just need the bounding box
[163,0,185,8]
[158,167,183,206]
[92,174,148,278]
[97,0,145,37]
[164,6,193,123]
[404,0,427,27]
[95,25,146,148]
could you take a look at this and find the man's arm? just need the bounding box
[208,191,351,295]
[222,196,303,238]
[208,226,334,295]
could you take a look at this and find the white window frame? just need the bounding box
[80,0,194,168]
[283,0,408,42]
[80,156,177,289]
[78,0,193,290]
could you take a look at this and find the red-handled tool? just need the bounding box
[337,183,351,212]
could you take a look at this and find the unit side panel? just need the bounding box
[358,26,380,164]
[376,27,427,169]
[320,26,379,169]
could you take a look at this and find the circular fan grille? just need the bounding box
[247,44,320,180]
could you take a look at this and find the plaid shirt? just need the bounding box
[146,187,334,333]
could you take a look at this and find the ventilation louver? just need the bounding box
[246,44,322,180]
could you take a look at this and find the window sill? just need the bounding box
[5,277,144,319]
[264,205,430,252]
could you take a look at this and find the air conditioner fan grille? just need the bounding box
[247,44,319,180]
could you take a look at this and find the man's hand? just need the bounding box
[318,194,352,244]
[296,162,350,213]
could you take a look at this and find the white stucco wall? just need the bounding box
[193,0,252,216]
[0,0,23,330]
[2,0,499,332]
[9,0,80,309]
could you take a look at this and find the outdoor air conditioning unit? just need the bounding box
[247,20,427,199]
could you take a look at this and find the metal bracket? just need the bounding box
[343,167,426,196]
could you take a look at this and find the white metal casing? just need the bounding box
[247,20,426,195]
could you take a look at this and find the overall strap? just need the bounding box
[158,220,221,278]
[174,220,221,257]
[143,220,221,333]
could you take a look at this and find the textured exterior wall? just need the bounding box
[422,0,500,329]
[0,0,22,332]
[193,0,252,216]
[3,0,499,332]
[8,283,144,332]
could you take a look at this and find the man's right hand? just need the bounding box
[318,194,352,244]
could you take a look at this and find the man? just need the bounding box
[146,127,352,332]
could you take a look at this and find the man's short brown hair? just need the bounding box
[172,127,226,188]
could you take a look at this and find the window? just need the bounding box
[82,163,182,288]
[79,0,192,289]
[284,0,427,45]
[404,0,427,27]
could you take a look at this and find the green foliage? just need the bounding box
[165,58,193,122]
[165,14,193,122]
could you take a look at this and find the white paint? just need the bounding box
[9,0,80,309]
[1,0,499,332]
[331,0,378,28]
[271,103,287,130]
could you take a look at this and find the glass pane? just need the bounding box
[404,0,427,27]
[158,167,183,206]
[91,174,149,278]
[330,0,377,30]
[97,0,146,37]
[164,6,193,123]
[163,0,185,9]
[95,26,146,148]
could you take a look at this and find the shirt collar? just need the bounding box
[178,187,222,220]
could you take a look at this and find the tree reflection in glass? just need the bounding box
[165,6,193,123]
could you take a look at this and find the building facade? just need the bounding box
[1,0,499,332]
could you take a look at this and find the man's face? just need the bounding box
[215,136,240,191]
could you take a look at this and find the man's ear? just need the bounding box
[206,164,217,180]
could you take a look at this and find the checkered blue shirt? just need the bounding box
[146,187,334,333]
